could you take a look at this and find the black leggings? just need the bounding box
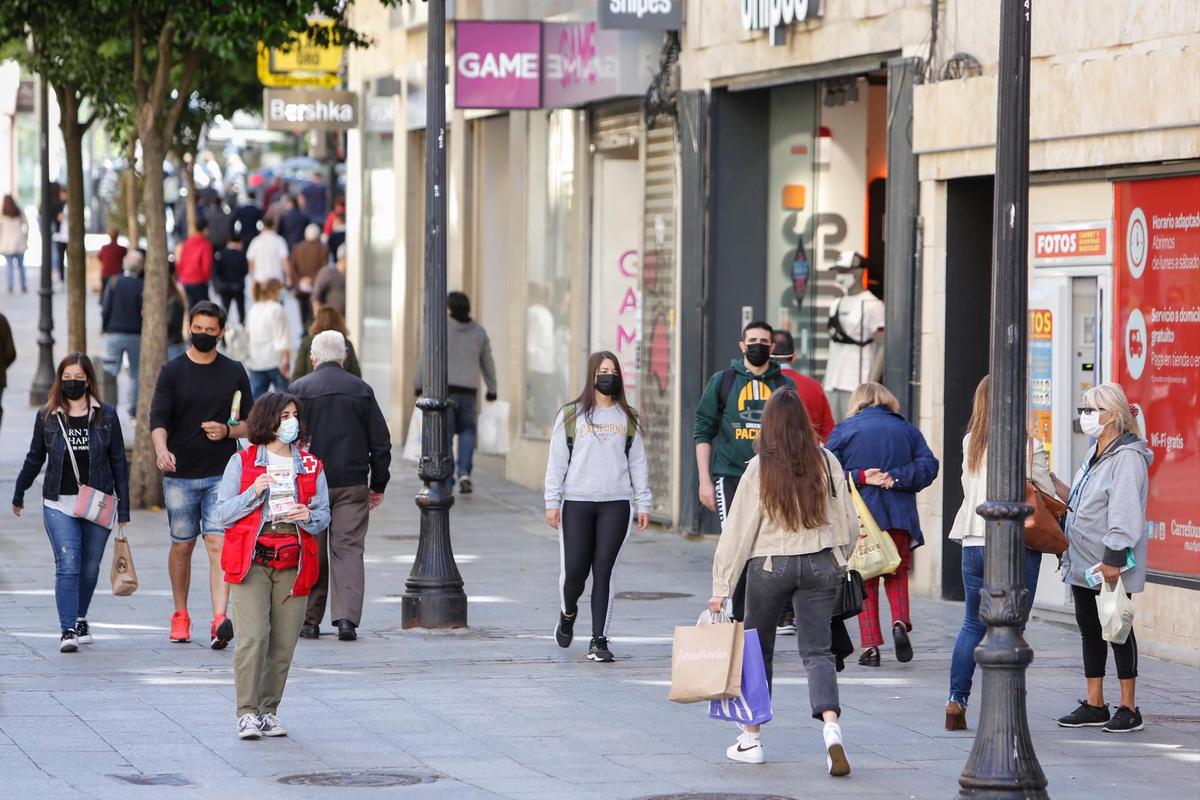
[1072,584,1138,680]
[559,500,632,638]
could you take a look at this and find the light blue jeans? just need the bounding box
[44,507,111,631]
[5,253,26,292]
[948,545,1043,706]
[104,332,141,415]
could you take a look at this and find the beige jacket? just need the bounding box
[712,450,856,596]
[949,434,1054,547]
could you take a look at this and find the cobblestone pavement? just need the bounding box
[1,278,1198,799]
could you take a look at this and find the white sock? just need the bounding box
[741,730,761,744]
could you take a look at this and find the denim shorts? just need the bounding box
[163,475,224,542]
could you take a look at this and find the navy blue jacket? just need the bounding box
[825,406,938,547]
[101,273,143,334]
[13,402,131,523]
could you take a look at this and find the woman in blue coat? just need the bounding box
[826,382,938,667]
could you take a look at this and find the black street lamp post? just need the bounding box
[958,1,1047,797]
[401,0,468,629]
[30,72,55,406]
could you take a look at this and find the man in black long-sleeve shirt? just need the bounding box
[290,330,391,642]
[149,300,253,649]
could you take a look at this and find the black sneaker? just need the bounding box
[587,636,615,663]
[1102,706,1144,733]
[1057,700,1111,728]
[59,629,78,653]
[75,619,93,644]
[893,622,913,663]
[554,613,575,648]
[459,476,473,495]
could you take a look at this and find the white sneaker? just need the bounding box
[238,714,262,740]
[258,713,288,737]
[823,722,850,777]
[725,731,765,764]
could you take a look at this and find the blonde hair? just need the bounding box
[1083,382,1138,437]
[965,375,989,474]
[252,278,282,302]
[847,382,900,417]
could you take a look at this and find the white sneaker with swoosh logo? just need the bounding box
[725,731,764,764]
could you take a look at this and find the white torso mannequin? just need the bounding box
[824,273,885,393]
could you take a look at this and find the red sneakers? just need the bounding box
[211,614,234,650]
[169,610,191,643]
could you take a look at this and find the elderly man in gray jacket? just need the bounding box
[415,291,497,495]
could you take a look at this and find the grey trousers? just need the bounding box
[305,485,371,627]
[827,389,852,422]
[744,550,841,720]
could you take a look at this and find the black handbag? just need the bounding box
[835,569,866,620]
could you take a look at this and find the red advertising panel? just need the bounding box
[1114,176,1200,579]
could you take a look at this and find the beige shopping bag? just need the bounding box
[110,533,138,596]
[847,480,902,581]
[668,613,743,704]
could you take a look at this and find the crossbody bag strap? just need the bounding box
[55,413,84,487]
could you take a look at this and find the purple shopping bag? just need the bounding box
[708,628,773,725]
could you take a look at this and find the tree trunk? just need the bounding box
[183,156,197,238]
[125,136,140,245]
[129,131,169,509]
[57,88,88,355]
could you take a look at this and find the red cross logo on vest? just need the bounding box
[301,454,319,473]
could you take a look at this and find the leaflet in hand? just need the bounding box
[1086,549,1136,587]
[266,465,296,521]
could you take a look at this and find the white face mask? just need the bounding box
[1079,409,1107,438]
[833,272,858,291]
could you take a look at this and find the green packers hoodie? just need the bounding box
[693,359,788,479]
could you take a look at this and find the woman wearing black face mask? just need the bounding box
[543,351,652,663]
[12,354,130,653]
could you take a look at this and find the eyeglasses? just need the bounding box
[1076,407,1098,415]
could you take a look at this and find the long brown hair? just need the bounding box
[309,306,349,337]
[572,351,639,430]
[965,375,990,474]
[42,353,101,420]
[756,389,829,530]
[2,195,20,218]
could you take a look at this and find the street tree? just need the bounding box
[89,0,384,508]
[0,5,123,355]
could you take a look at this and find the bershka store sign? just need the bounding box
[263,89,357,131]
[1113,175,1200,580]
[455,21,542,110]
[741,0,822,46]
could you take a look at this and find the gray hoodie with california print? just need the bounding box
[1061,433,1154,592]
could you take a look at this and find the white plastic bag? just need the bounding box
[1098,576,1135,645]
[476,400,510,455]
[401,410,423,463]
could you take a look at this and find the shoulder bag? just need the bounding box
[56,414,118,529]
[1024,437,1068,555]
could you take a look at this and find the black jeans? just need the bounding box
[1072,584,1138,680]
[744,550,842,720]
[559,499,632,638]
[218,287,246,326]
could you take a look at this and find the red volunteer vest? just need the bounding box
[220,445,323,597]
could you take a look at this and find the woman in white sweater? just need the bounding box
[244,279,292,399]
[946,375,1054,730]
[544,351,651,664]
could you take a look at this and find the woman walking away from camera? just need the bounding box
[12,354,130,652]
[1,194,29,293]
[544,351,651,663]
[826,382,938,667]
[245,279,292,398]
[290,306,361,381]
[1055,382,1152,734]
[214,391,330,740]
[945,375,1054,730]
[709,389,855,775]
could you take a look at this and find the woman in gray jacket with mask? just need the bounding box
[1054,382,1152,734]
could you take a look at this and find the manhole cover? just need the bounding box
[111,774,192,786]
[641,795,798,800]
[616,591,693,601]
[277,770,436,787]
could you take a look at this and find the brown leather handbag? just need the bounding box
[1025,438,1069,555]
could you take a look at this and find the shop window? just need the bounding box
[360,129,395,415]
[523,110,578,438]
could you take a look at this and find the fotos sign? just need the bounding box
[454,21,542,110]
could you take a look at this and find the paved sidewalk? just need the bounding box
[1,284,1198,799]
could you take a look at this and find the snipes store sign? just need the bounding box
[263,89,357,131]
[741,0,822,46]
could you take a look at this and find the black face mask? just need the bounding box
[594,374,622,397]
[744,343,771,367]
[61,379,87,401]
[191,332,219,353]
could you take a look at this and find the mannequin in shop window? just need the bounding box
[823,251,885,421]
